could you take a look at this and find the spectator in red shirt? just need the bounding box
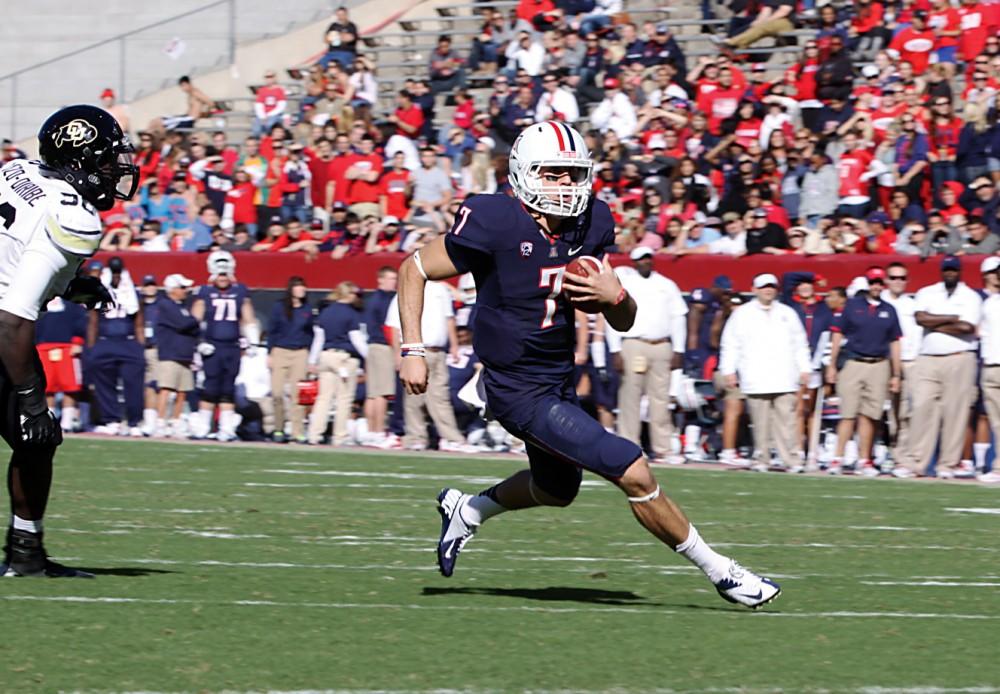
[221,169,259,238]
[251,218,288,252]
[365,217,403,253]
[306,137,335,220]
[134,131,161,187]
[855,211,898,253]
[889,11,936,75]
[928,96,963,200]
[385,90,424,171]
[379,151,413,221]
[958,0,991,64]
[344,135,383,219]
[850,0,888,60]
[697,67,742,135]
[327,132,355,207]
[253,69,287,137]
[211,131,240,176]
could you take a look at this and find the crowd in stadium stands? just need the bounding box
[13,1,1000,481]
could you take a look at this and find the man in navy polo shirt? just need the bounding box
[826,267,903,476]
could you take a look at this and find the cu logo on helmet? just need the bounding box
[53,119,98,148]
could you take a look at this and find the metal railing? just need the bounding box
[0,0,339,140]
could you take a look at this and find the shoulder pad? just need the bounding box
[448,194,517,252]
[45,203,102,257]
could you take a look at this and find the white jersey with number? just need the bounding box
[0,159,102,321]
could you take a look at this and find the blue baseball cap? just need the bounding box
[866,211,890,225]
[941,255,962,271]
[712,275,733,290]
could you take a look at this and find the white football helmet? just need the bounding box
[207,250,236,281]
[509,121,594,218]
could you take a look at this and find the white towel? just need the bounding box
[101,268,140,316]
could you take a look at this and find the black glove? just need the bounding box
[63,276,116,311]
[15,377,62,447]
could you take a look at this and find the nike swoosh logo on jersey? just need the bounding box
[568,246,583,256]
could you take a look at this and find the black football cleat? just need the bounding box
[2,528,94,578]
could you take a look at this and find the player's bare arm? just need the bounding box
[398,234,461,395]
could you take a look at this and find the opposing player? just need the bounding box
[0,104,135,576]
[398,122,780,609]
[191,251,258,441]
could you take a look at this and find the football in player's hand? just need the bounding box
[562,255,603,314]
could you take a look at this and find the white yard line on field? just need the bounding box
[6,595,1000,622]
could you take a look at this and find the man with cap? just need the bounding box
[720,273,811,470]
[606,246,688,463]
[590,77,638,140]
[880,261,921,471]
[961,177,1000,234]
[857,211,898,254]
[825,267,903,476]
[945,214,1000,255]
[154,274,199,438]
[87,257,147,437]
[903,256,983,477]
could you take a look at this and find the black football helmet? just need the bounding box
[38,104,139,211]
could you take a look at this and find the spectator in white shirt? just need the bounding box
[880,261,921,473]
[607,246,687,464]
[589,77,638,141]
[904,256,983,478]
[385,280,469,451]
[720,273,812,469]
[674,213,747,256]
[505,31,545,78]
[535,72,580,124]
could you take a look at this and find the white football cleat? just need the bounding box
[436,488,477,578]
[714,560,781,610]
[977,471,1000,484]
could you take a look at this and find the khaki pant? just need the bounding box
[838,359,890,420]
[618,339,673,458]
[144,346,159,385]
[746,392,798,466]
[730,17,795,49]
[270,347,308,438]
[981,365,1000,457]
[403,350,464,447]
[890,360,916,467]
[907,351,977,473]
[366,343,396,398]
[307,349,359,445]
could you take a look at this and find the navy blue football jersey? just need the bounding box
[443,193,615,415]
[198,282,249,344]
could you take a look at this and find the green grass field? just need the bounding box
[2,437,1000,693]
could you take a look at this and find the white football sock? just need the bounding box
[12,514,42,534]
[143,408,158,429]
[459,494,506,527]
[219,410,241,437]
[973,443,990,471]
[675,524,730,583]
[60,406,78,431]
[191,408,213,438]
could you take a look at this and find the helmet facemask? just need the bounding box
[510,161,594,218]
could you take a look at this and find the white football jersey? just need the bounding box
[0,159,102,321]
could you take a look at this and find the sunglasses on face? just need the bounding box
[888,275,907,280]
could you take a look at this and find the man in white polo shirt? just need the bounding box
[608,246,688,464]
[880,261,921,470]
[904,256,983,478]
[720,273,811,470]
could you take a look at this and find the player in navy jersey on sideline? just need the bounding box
[191,251,259,441]
[398,121,781,609]
[87,257,146,436]
[35,297,88,433]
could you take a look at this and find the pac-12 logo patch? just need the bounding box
[54,119,98,148]
[520,241,533,257]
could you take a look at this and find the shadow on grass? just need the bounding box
[422,585,663,606]
[76,567,178,577]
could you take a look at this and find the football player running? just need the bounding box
[0,105,137,577]
[399,122,781,609]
